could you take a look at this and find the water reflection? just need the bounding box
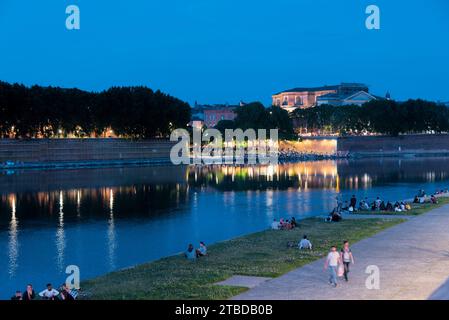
[8,194,18,278]
[56,191,65,272]
[107,188,117,271]
[2,159,449,299]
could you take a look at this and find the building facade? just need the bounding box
[203,107,236,127]
[192,102,245,128]
[272,83,372,112]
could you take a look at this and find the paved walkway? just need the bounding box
[233,204,449,300]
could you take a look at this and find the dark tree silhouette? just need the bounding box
[0,81,190,139]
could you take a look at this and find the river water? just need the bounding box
[1,157,449,299]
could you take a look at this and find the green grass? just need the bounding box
[353,197,449,216]
[82,218,403,300]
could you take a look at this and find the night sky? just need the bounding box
[0,0,448,105]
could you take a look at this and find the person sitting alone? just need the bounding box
[299,235,312,250]
[271,219,280,230]
[379,201,386,211]
[196,241,207,257]
[184,244,197,261]
[431,195,438,204]
[11,291,22,300]
[39,283,59,300]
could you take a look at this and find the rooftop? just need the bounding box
[274,83,368,95]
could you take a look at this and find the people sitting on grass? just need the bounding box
[185,244,197,261]
[375,197,382,210]
[39,283,59,300]
[431,195,438,204]
[283,220,293,230]
[299,235,312,250]
[279,218,286,229]
[350,195,357,211]
[59,284,75,301]
[386,201,393,211]
[291,217,298,228]
[272,217,298,230]
[379,201,386,211]
[359,198,370,211]
[196,242,207,257]
[342,201,350,211]
[326,208,342,222]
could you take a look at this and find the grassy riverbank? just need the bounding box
[353,197,449,216]
[82,218,403,300]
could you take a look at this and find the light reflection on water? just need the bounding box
[1,158,449,299]
[8,194,18,278]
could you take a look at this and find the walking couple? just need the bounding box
[324,241,355,287]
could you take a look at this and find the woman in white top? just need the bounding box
[340,241,355,282]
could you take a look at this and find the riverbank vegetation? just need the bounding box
[82,218,402,300]
[0,81,191,139]
[292,99,449,136]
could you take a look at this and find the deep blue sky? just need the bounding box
[1,0,448,105]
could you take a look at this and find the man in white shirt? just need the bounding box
[299,235,312,250]
[324,246,342,287]
[39,283,59,300]
[271,219,280,230]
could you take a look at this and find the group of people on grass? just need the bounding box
[330,194,415,217]
[10,283,77,301]
[271,217,298,230]
[184,242,208,260]
[413,189,444,205]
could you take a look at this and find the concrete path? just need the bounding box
[233,204,449,300]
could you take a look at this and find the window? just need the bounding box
[295,96,302,105]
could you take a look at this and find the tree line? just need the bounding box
[0,81,191,139]
[292,99,449,136]
[214,102,296,140]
